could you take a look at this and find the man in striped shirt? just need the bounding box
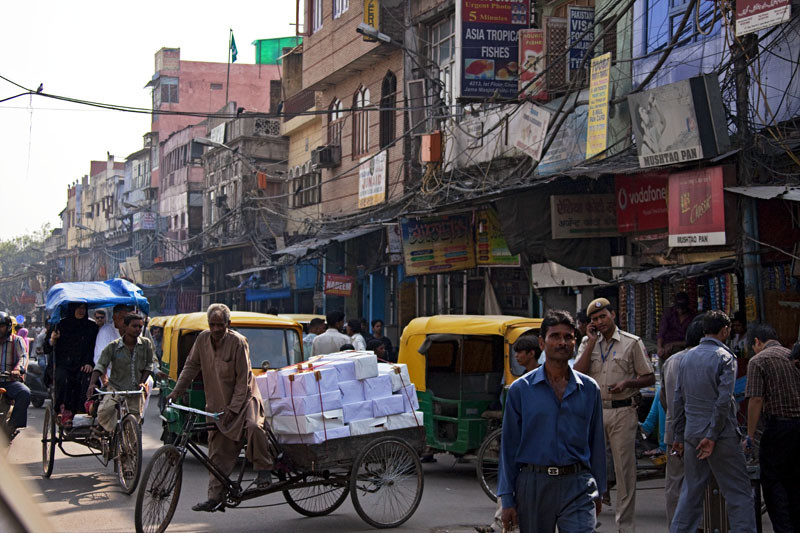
[0,312,30,440]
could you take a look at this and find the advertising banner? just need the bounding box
[512,101,552,161]
[518,29,547,100]
[324,274,356,297]
[736,0,791,36]
[476,208,520,267]
[358,150,387,208]
[551,194,619,239]
[363,0,380,41]
[585,52,611,159]
[537,103,588,175]
[458,0,529,99]
[386,224,404,264]
[615,173,669,233]
[401,214,476,275]
[567,6,594,79]
[668,166,726,247]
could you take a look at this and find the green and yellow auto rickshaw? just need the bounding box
[398,314,541,499]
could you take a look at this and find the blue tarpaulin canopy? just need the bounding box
[45,279,150,323]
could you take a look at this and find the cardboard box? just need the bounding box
[282,367,338,396]
[339,379,365,404]
[270,390,342,416]
[363,374,393,399]
[272,409,344,434]
[277,425,351,444]
[396,384,419,411]
[350,353,379,379]
[348,416,389,436]
[377,363,412,392]
[385,411,424,430]
[372,395,405,417]
[257,370,285,399]
[342,399,374,423]
[327,359,357,381]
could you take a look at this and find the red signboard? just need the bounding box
[324,274,355,297]
[668,166,728,247]
[519,29,547,101]
[615,173,669,233]
[736,0,791,36]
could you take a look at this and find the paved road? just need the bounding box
[8,397,773,532]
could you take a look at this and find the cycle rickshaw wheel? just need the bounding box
[476,427,502,501]
[349,436,424,529]
[42,404,56,478]
[116,413,143,494]
[135,444,183,533]
[283,473,349,517]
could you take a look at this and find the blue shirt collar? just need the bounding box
[530,362,585,397]
[700,336,735,355]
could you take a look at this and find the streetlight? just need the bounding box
[356,23,392,44]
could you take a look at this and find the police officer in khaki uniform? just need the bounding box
[574,298,654,533]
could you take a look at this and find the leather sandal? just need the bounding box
[255,471,272,489]
[191,499,224,512]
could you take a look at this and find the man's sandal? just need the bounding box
[191,499,224,512]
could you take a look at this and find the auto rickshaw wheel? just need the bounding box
[476,427,503,501]
[135,444,183,533]
[115,413,142,494]
[42,404,56,478]
[283,472,349,517]
[349,436,424,528]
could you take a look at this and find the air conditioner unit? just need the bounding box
[311,145,341,168]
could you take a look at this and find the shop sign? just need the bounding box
[736,0,790,36]
[585,52,611,159]
[358,150,387,208]
[518,29,547,100]
[537,104,588,175]
[628,75,730,169]
[324,274,355,297]
[615,173,669,233]
[209,123,225,144]
[668,166,727,247]
[400,214,476,275]
[386,224,404,264]
[567,6,594,79]
[457,0,529,100]
[512,101,551,161]
[476,208,520,267]
[550,194,619,239]
[133,212,157,231]
[363,0,380,41]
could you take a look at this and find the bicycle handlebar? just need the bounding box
[167,399,222,420]
[94,387,145,397]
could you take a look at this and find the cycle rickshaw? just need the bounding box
[135,401,425,532]
[41,279,151,494]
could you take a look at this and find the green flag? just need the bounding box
[230,32,238,63]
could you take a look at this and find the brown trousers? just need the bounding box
[207,419,273,500]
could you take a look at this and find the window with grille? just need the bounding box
[328,98,344,146]
[333,0,349,19]
[644,0,719,53]
[313,0,323,33]
[292,163,321,207]
[429,14,455,108]
[160,77,179,104]
[352,86,370,157]
[380,72,397,149]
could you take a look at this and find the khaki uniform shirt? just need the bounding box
[578,327,653,402]
[95,336,156,392]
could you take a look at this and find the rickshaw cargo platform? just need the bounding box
[281,426,425,471]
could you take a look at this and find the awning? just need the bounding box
[273,226,383,259]
[619,258,736,284]
[531,261,608,289]
[226,265,276,278]
[138,264,199,289]
[725,186,800,202]
[246,287,291,302]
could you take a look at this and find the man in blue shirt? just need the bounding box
[669,310,755,532]
[498,310,606,532]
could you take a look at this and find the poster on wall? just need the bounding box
[476,208,520,267]
[736,0,791,36]
[518,29,547,100]
[567,6,594,80]
[512,102,552,161]
[615,173,669,233]
[324,274,355,297]
[457,0,529,100]
[400,214,476,275]
[386,224,404,264]
[668,166,728,247]
[358,150,387,208]
[550,194,619,239]
[537,103,588,175]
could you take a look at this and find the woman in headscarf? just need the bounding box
[17,327,32,354]
[43,303,98,424]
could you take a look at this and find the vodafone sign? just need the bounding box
[615,173,669,233]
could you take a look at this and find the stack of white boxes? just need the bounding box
[255,350,423,444]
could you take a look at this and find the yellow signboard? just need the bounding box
[363,0,380,41]
[586,52,611,159]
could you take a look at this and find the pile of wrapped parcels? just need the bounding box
[256,350,424,444]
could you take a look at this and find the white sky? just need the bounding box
[0,1,300,242]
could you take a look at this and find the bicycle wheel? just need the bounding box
[283,473,349,517]
[135,445,183,533]
[350,436,424,529]
[476,427,502,501]
[116,413,143,494]
[42,404,56,478]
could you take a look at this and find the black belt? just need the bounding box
[764,414,800,423]
[603,398,633,408]
[521,463,585,476]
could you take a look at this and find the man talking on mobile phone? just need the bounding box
[574,298,654,533]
